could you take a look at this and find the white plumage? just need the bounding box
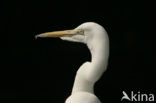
[36,22,109,103]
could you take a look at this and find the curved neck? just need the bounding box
[87,34,109,82]
[71,31,109,94]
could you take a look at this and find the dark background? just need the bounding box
[1,0,155,103]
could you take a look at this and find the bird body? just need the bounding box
[36,22,109,103]
[65,91,101,103]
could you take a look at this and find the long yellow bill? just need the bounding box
[35,29,82,38]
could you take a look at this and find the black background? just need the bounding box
[1,0,155,103]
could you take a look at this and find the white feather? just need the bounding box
[63,22,109,103]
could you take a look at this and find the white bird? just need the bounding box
[36,22,109,103]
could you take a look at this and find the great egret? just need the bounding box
[36,22,109,103]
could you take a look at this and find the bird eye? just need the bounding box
[77,29,84,35]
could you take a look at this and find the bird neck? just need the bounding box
[71,31,109,94]
[87,35,109,82]
[90,43,108,66]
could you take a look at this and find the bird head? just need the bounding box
[35,22,105,45]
